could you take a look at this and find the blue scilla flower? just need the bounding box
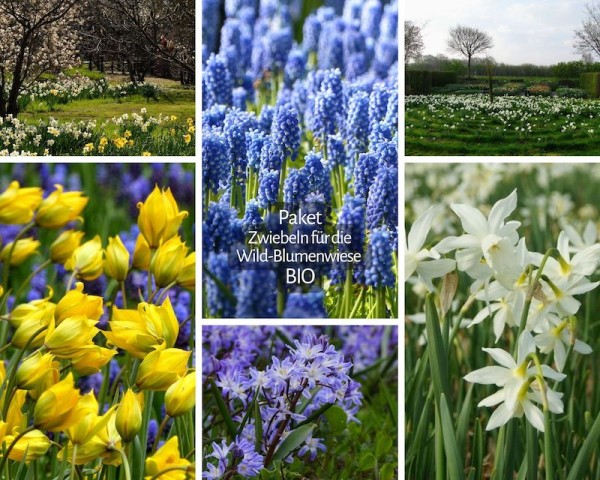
[257,170,280,208]
[241,199,264,234]
[369,121,394,146]
[205,201,239,253]
[246,130,267,171]
[284,48,307,88]
[385,90,399,127]
[346,91,370,157]
[360,0,383,39]
[338,194,365,254]
[203,132,229,194]
[367,164,397,232]
[303,151,332,203]
[327,135,346,168]
[365,227,395,287]
[224,108,258,185]
[207,252,236,318]
[233,87,248,110]
[235,269,278,318]
[353,152,379,200]
[202,104,228,129]
[283,168,310,211]
[267,28,293,71]
[203,0,221,53]
[369,83,391,129]
[283,290,327,318]
[258,105,275,133]
[318,20,345,71]
[271,104,300,162]
[204,54,233,107]
[303,14,321,52]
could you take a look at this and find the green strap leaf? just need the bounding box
[425,294,451,405]
[208,378,237,439]
[565,409,600,480]
[440,393,465,480]
[269,423,317,466]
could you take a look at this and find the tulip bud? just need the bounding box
[9,297,56,349]
[137,185,188,248]
[0,181,43,224]
[55,282,103,323]
[115,389,144,442]
[0,238,40,266]
[50,229,85,264]
[70,345,117,375]
[136,348,190,391]
[65,235,104,281]
[4,429,51,461]
[176,251,195,290]
[145,437,192,477]
[150,236,187,287]
[35,184,88,229]
[105,235,130,282]
[132,233,151,270]
[16,351,59,391]
[165,371,195,417]
[34,373,80,431]
[44,316,99,358]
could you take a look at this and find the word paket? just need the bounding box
[279,208,323,226]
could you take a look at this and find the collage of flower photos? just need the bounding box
[0,0,400,479]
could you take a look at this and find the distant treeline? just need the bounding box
[409,56,600,78]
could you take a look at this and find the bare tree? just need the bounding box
[575,3,600,59]
[447,25,493,78]
[405,21,425,64]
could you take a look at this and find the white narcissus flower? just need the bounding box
[562,220,598,253]
[405,206,456,290]
[464,331,565,432]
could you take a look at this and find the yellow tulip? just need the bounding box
[136,348,190,391]
[133,233,151,270]
[0,359,5,384]
[145,436,193,480]
[137,185,188,248]
[115,389,144,442]
[50,229,85,264]
[3,429,51,461]
[151,236,187,287]
[0,238,40,265]
[15,351,59,392]
[33,373,80,432]
[0,421,6,445]
[5,390,27,433]
[54,281,103,324]
[105,234,130,281]
[66,393,116,446]
[165,371,195,417]
[9,297,56,349]
[65,235,104,280]
[35,184,88,229]
[176,251,195,290]
[0,181,43,224]
[70,345,117,375]
[44,316,99,358]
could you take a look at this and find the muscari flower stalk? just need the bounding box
[365,227,395,288]
[304,151,333,204]
[283,168,310,211]
[360,0,383,39]
[204,53,233,107]
[367,164,398,232]
[353,152,379,200]
[346,91,370,158]
[302,14,322,53]
[271,104,300,162]
[257,170,280,209]
[246,130,267,172]
[369,83,391,129]
[283,290,327,318]
[235,269,278,318]
[241,199,264,234]
[206,252,236,317]
[224,108,259,187]
[204,201,239,253]
[233,87,249,110]
[203,132,229,195]
[203,104,228,129]
[257,105,275,133]
[203,0,221,53]
[318,19,345,71]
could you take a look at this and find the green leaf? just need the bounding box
[324,405,347,434]
[255,393,263,453]
[425,294,451,406]
[358,452,376,471]
[208,378,237,439]
[376,434,393,459]
[439,393,465,480]
[456,384,473,453]
[270,423,316,466]
[473,418,483,480]
[295,402,334,429]
[379,463,396,480]
[566,409,600,480]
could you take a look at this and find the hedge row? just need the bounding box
[581,72,600,98]
[405,70,458,94]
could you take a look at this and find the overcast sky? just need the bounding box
[406,0,590,65]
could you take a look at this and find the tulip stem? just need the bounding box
[70,444,78,480]
[0,426,34,473]
[115,448,132,480]
[66,270,78,291]
[120,281,128,309]
[152,415,171,453]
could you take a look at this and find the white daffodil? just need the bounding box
[464,331,565,431]
[436,190,523,290]
[541,275,599,317]
[533,314,592,372]
[561,220,598,253]
[405,206,456,290]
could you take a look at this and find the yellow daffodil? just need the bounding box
[44,316,99,358]
[99,137,108,147]
[9,296,56,349]
[114,137,127,149]
[3,429,51,462]
[145,436,193,480]
[151,236,188,287]
[183,133,192,144]
[50,229,85,264]
[104,234,130,282]
[124,130,132,138]
[33,372,81,432]
[0,238,40,265]
[176,251,195,290]
[70,345,117,375]
[0,181,43,224]
[15,351,59,392]
[83,143,95,154]
[165,371,195,417]
[143,151,152,156]
[35,184,88,229]
[65,235,104,280]
[137,185,188,248]
[54,282,103,324]
[115,389,144,442]
[104,296,179,359]
[136,348,190,391]
[133,233,151,270]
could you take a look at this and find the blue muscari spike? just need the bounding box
[365,227,395,287]
[303,151,332,203]
[205,202,239,253]
[207,252,236,317]
[360,0,382,40]
[283,168,310,211]
[204,53,233,107]
[235,269,278,318]
[271,104,300,162]
[346,91,370,158]
[203,132,229,195]
[246,130,267,171]
[241,199,264,234]
[353,152,378,200]
[366,164,398,232]
[283,290,328,318]
[257,170,280,208]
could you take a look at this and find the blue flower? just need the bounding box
[257,170,280,208]
[241,199,264,234]
[318,19,345,71]
[346,91,370,158]
[365,227,395,287]
[283,168,310,211]
[206,252,236,317]
[284,48,307,88]
[303,151,332,203]
[235,269,277,318]
[257,105,275,133]
[360,0,383,39]
[327,134,346,168]
[245,130,267,171]
[302,14,322,52]
[224,108,258,185]
[202,132,229,194]
[353,152,378,200]
[369,83,391,129]
[205,201,239,253]
[266,28,293,71]
[367,164,398,232]
[283,290,327,318]
[204,53,233,107]
[271,104,301,162]
[337,194,365,254]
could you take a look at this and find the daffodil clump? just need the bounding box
[0,165,195,479]
[405,163,600,479]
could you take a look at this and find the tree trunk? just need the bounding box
[467,55,472,79]
[6,35,31,117]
